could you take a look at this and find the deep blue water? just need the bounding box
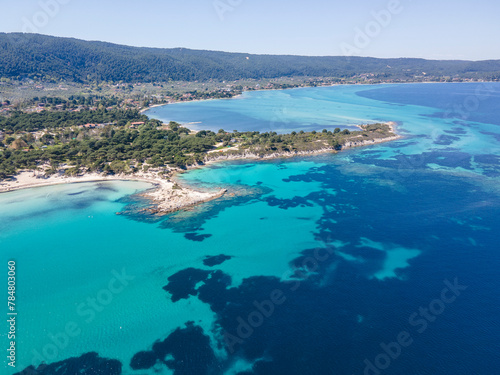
[2,83,500,375]
[357,82,500,126]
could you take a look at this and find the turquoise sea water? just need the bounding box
[2,83,500,375]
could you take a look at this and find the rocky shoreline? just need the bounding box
[202,122,401,164]
[137,184,227,216]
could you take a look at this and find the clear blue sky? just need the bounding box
[1,0,499,60]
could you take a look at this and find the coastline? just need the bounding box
[0,171,227,217]
[140,94,244,115]
[0,122,401,215]
[200,121,400,164]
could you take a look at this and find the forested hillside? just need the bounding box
[1,33,500,83]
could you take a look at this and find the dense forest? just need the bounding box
[2,33,500,83]
[0,109,146,132]
[0,121,213,179]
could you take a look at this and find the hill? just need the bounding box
[1,33,500,83]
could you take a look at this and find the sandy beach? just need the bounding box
[0,170,226,216]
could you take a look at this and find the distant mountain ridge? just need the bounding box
[1,33,500,83]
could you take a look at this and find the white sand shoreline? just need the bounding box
[140,94,243,115]
[0,171,227,216]
[0,172,155,193]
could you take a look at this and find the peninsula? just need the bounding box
[0,114,400,215]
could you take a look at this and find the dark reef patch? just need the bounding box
[163,268,212,302]
[349,150,474,172]
[115,188,166,224]
[473,154,500,177]
[14,352,121,375]
[444,127,467,135]
[384,140,419,148]
[130,322,220,374]
[67,190,85,196]
[264,195,314,210]
[433,134,460,145]
[474,154,500,165]
[163,268,232,307]
[185,232,212,242]
[203,254,233,267]
[95,183,119,192]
